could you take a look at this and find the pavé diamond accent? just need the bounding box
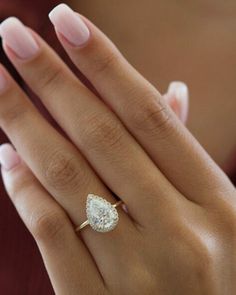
[86,194,119,233]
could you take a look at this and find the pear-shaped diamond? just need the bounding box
[86,194,119,233]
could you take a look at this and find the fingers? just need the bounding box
[0,143,105,294]
[0,16,182,224]
[0,64,137,276]
[0,17,146,286]
[48,4,233,203]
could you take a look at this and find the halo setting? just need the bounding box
[86,194,119,233]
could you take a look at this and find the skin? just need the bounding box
[74,0,236,173]
[0,3,235,295]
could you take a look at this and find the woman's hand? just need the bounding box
[0,3,234,294]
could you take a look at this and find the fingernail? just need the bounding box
[0,17,39,60]
[49,3,90,47]
[0,144,21,171]
[168,81,189,123]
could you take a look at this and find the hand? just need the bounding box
[0,3,234,295]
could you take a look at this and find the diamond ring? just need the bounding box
[75,194,123,233]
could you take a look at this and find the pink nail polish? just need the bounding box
[168,81,189,123]
[49,3,90,47]
[0,17,39,59]
[0,144,21,171]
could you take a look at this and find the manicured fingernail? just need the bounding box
[49,3,90,47]
[0,17,39,60]
[0,144,21,171]
[168,81,189,123]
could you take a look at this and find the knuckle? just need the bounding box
[43,150,86,193]
[80,113,124,152]
[170,221,217,280]
[37,64,64,94]
[90,50,119,76]
[0,100,29,128]
[29,209,67,242]
[130,92,173,138]
[190,240,215,276]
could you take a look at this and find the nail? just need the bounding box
[0,144,21,171]
[168,81,189,123]
[0,17,39,60]
[49,3,90,47]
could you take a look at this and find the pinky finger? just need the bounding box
[0,143,105,295]
[163,81,189,124]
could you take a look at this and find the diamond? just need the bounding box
[86,194,119,233]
